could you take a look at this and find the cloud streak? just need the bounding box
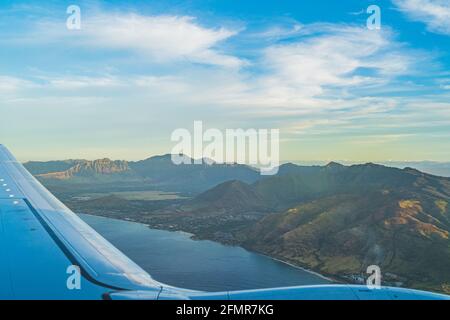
[25,13,244,68]
[393,0,450,35]
[0,76,36,93]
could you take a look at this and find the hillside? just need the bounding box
[150,162,450,293]
[240,163,450,294]
[131,155,261,192]
[177,180,269,215]
[24,160,84,175]
[37,159,132,181]
[253,162,450,209]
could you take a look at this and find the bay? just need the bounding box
[80,214,331,292]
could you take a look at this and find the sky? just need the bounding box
[0,0,449,162]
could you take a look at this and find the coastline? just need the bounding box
[78,212,334,283]
[259,254,334,283]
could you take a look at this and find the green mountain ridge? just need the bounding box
[165,162,450,293]
[177,180,270,215]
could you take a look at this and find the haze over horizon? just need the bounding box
[1,0,449,162]
[13,149,450,165]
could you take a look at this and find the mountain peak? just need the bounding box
[143,153,196,164]
[325,161,345,168]
[197,180,252,200]
[36,158,130,179]
[192,179,268,213]
[403,167,424,175]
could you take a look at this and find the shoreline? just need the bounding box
[260,254,334,283]
[76,212,449,295]
[79,212,333,283]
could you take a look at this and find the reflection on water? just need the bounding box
[80,214,330,292]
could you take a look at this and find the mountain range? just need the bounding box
[25,155,450,293]
[152,161,450,293]
[240,163,450,293]
[25,154,261,194]
[289,161,450,178]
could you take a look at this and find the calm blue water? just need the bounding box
[80,214,330,292]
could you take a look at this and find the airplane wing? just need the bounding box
[0,145,448,300]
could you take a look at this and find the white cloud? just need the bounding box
[254,23,304,39]
[1,24,426,107]
[437,78,450,90]
[349,134,416,145]
[393,0,450,35]
[45,76,122,90]
[289,119,349,134]
[263,26,412,86]
[213,25,423,113]
[42,74,190,94]
[0,76,35,93]
[35,14,243,68]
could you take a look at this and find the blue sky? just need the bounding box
[0,0,449,162]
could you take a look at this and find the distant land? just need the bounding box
[24,154,261,195]
[381,161,450,178]
[289,160,450,178]
[24,155,450,294]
